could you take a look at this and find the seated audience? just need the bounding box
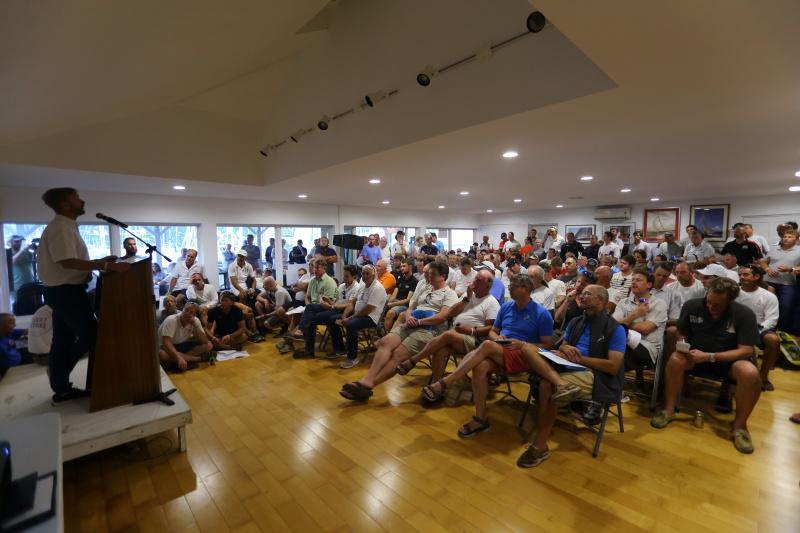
[528,265,555,311]
[651,278,761,454]
[418,275,580,437]
[516,284,626,467]
[186,272,218,323]
[661,261,706,358]
[450,256,477,296]
[593,265,620,309]
[384,259,418,331]
[657,232,685,259]
[613,270,668,374]
[540,260,567,308]
[632,249,649,270]
[258,277,295,340]
[683,231,716,264]
[158,302,213,371]
[610,254,635,296]
[228,249,257,301]
[330,265,387,369]
[168,248,204,307]
[736,265,780,390]
[158,295,179,325]
[206,292,249,350]
[554,273,593,326]
[696,263,738,285]
[558,257,579,284]
[1,312,33,375]
[761,227,799,334]
[375,258,396,295]
[395,270,499,383]
[286,259,337,340]
[339,262,457,400]
[152,263,170,295]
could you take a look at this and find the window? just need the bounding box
[449,229,475,252]
[345,226,416,246]
[216,226,275,269]
[425,228,449,251]
[120,225,197,268]
[281,227,323,262]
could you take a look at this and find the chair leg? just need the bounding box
[617,401,624,433]
[650,352,665,412]
[592,403,611,458]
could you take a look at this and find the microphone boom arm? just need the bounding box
[99,214,172,263]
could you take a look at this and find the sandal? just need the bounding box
[790,413,800,424]
[421,379,446,403]
[457,416,490,438]
[395,359,415,375]
[341,382,373,402]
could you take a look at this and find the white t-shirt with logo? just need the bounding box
[354,280,388,325]
[453,294,500,328]
[27,305,53,354]
[336,280,363,305]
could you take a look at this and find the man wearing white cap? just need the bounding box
[228,249,256,299]
[475,260,506,304]
[696,263,738,286]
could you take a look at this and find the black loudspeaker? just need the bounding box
[332,234,364,250]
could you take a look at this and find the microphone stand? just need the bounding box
[117,225,172,264]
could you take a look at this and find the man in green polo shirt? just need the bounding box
[286,260,337,348]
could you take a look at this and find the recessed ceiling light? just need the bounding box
[486,209,493,213]
[650,197,660,202]
[297,194,308,198]
[620,188,631,193]
[438,205,445,209]
[580,176,593,181]
[555,204,564,208]
[795,170,800,177]
[502,150,518,159]
[369,178,381,184]
[789,185,800,192]
[381,200,390,204]
[459,191,469,196]
[173,185,186,190]
[513,198,522,203]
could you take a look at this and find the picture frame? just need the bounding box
[643,208,680,241]
[690,204,730,242]
[602,222,636,244]
[528,224,558,240]
[564,224,596,243]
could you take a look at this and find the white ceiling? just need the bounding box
[1,0,800,213]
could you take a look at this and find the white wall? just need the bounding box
[477,194,800,246]
[0,185,479,309]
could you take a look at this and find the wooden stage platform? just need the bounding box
[0,358,192,461]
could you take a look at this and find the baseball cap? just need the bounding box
[695,264,728,278]
[473,260,497,273]
[237,249,248,257]
[587,258,599,268]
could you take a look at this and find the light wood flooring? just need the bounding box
[63,338,800,532]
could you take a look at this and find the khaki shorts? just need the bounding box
[560,370,594,400]
[462,334,478,352]
[390,324,435,355]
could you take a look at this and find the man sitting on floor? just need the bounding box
[330,265,387,369]
[384,258,418,332]
[258,277,295,345]
[1,312,33,376]
[158,302,213,371]
[417,275,581,437]
[206,292,249,350]
[735,264,780,391]
[186,272,218,325]
[339,261,457,400]
[651,277,762,454]
[516,284,626,467]
[394,269,499,383]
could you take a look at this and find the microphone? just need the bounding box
[96,213,129,228]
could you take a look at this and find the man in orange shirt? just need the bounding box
[375,259,396,295]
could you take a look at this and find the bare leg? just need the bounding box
[520,344,571,387]
[375,345,412,386]
[431,341,504,393]
[408,330,464,366]
[429,347,452,382]
[759,333,780,388]
[532,381,556,450]
[359,334,402,388]
[383,309,398,332]
[730,361,761,431]
[662,352,690,414]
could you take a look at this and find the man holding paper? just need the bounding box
[517,284,626,468]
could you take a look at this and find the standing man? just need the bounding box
[242,234,261,271]
[392,230,408,257]
[559,232,584,260]
[38,187,130,403]
[169,249,204,308]
[721,224,762,266]
[8,235,36,292]
[313,236,338,277]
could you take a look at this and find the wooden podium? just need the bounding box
[90,257,161,412]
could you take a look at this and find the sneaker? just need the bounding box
[581,402,604,426]
[340,358,359,369]
[516,445,550,468]
[325,352,346,360]
[51,387,91,406]
[732,428,754,454]
[650,410,675,429]
[277,342,293,354]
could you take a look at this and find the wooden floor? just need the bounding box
[63,338,800,532]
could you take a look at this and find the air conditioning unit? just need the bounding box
[594,207,631,220]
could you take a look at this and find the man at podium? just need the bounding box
[37,188,130,404]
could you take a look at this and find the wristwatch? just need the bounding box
[708,352,717,363]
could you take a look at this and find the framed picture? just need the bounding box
[643,208,680,241]
[528,224,558,240]
[602,222,636,244]
[690,204,730,242]
[565,224,596,243]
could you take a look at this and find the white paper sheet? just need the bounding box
[538,348,587,370]
[286,306,305,315]
[215,350,250,362]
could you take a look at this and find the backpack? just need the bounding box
[777,331,800,367]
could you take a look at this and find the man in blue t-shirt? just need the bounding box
[517,284,626,468]
[419,274,583,438]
